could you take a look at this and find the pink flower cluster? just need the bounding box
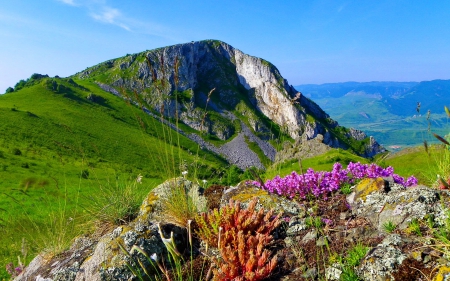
[252,162,418,199]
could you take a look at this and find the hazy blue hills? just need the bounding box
[295,80,450,149]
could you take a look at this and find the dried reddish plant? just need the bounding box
[195,206,234,247]
[196,198,281,281]
[213,229,278,281]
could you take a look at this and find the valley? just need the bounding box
[296,81,450,149]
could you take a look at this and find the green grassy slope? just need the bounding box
[264,148,370,180]
[383,145,449,186]
[0,77,228,278]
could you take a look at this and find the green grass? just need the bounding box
[0,77,228,279]
[339,243,369,281]
[264,148,369,179]
[382,221,397,233]
[383,145,449,185]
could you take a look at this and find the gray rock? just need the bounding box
[325,264,343,281]
[316,236,329,247]
[348,179,445,232]
[14,255,46,281]
[357,234,406,281]
[301,267,318,279]
[301,229,318,243]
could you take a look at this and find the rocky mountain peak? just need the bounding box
[77,40,384,167]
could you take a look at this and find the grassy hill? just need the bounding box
[0,75,230,278]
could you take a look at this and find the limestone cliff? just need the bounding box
[76,40,384,167]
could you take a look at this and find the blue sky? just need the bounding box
[1,0,450,93]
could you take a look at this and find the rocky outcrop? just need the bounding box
[274,134,333,163]
[76,40,384,166]
[14,176,450,280]
[14,178,201,281]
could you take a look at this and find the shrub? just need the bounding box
[57,84,67,94]
[14,79,27,91]
[81,169,89,179]
[12,148,22,156]
[30,73,48,80]
[86,93,106,103]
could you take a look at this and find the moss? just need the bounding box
[410,251,421,261]
[138,192,159,222]
[305,114,316,124]
[354,177,385,202]
[231,188,270,202]
[433,265,450,281]
[228,186,287,211]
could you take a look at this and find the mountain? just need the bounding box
[2,40,384,177]
[75,40,383,162]
[296,81,450,148]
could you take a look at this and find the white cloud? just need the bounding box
[55,0,179,40]
[90,6,130,30]
[90,6,119,24]
[57,0,77,6]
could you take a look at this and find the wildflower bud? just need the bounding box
[187,219,193,247]
[136,174,143,184]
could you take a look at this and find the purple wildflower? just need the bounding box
[253,161,417,199]
[321,218,333,226]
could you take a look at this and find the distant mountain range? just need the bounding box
[295,80,450,148]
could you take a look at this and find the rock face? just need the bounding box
[76,40,384,169]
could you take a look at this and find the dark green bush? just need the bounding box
[14,79,27,91]
[81,169,89,179]
[30,73,49,80]
[12,148,22,156]
[57,84,67,93]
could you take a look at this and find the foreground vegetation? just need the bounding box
[1,74,450,280]
[3,140,448,279]
[0,76,228,279]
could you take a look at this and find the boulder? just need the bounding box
[14,178,202,281]
[347,178,448,232]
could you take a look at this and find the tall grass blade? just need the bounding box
[433,133,450,145]
[445,106,450,118]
